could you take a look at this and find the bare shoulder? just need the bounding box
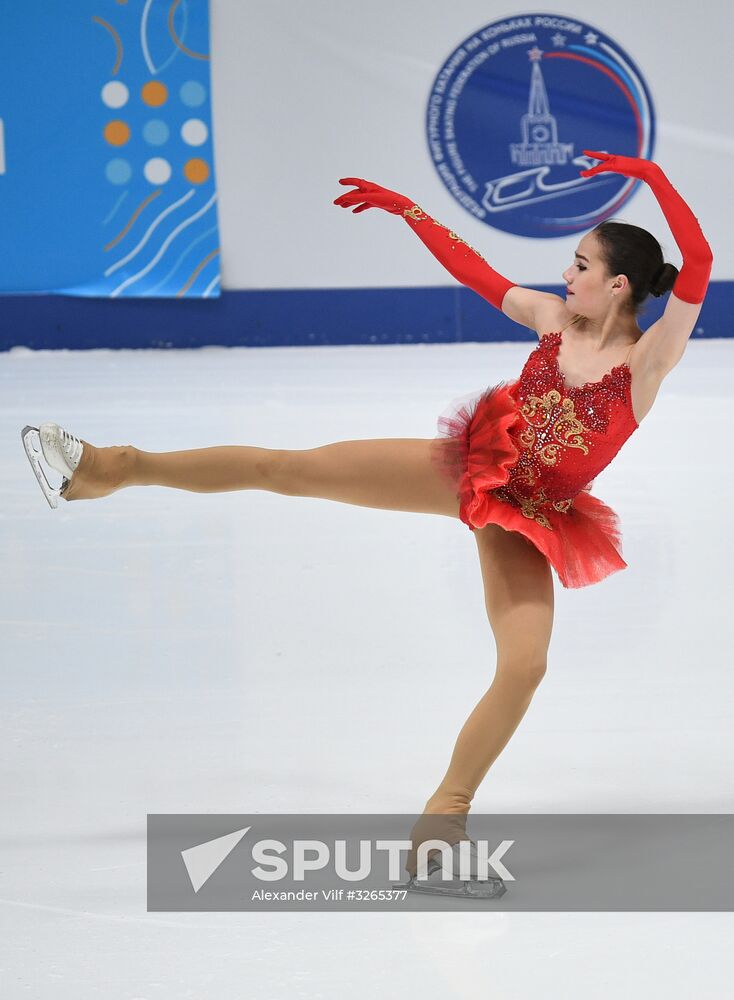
[501,287,570,335]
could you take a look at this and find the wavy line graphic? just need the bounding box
[110,192,217,296]
[177,247,219,297]
[92,16,124,75]
[202,274,220,297]
[142,0,202,75]
[141,0,158,74]
[104,190,163,252]
[145,223,218,295]
[168,0,209,60]
[105,189,196,277]
[103,190,129,227]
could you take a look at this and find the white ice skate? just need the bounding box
[394,840,507,900]
[21,423,84,509]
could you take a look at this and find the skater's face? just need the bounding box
[562,233,631,318]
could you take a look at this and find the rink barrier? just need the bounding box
[0,282,731,350]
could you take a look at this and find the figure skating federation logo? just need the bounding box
[426,13,656,237]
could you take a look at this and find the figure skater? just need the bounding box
[22,151,712,897]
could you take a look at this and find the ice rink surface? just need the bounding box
[1,338,732,998]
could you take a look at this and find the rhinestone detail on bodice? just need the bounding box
[492,330,639,528]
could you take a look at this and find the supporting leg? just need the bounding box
[405,522,555,877]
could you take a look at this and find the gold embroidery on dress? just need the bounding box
[519,391,590,465]
[537,442,563,465]
[555,398,590,455]
[551,498,573,513]
[520,390,559,427]
[513,464,536,488]
[492,485,574,530]
[492,388,592,528]
[518,426,535,450]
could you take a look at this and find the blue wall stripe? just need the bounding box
[0,282,731,350]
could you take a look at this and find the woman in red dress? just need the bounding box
[22,152,713,893]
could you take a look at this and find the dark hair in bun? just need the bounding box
[592,220,679,316]
[648,262,679,298]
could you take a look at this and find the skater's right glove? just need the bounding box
[334,178,517,312]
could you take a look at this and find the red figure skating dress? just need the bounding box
[431,317,638,589]
[334,155,712,589]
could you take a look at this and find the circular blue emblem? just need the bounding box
[426,13,655,237]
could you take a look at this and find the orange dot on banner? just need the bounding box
[184,158,210,184]
[142,81,168,107]
[104,120,131,146]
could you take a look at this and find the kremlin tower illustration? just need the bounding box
[510,47,575,167]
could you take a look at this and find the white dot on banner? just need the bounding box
[181,119,208,146]
[102,81,129,109]
[144,158,172,184]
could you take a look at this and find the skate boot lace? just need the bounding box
[60,428,83,469]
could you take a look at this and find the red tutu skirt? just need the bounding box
[429,381,628,589]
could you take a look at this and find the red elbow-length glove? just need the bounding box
[580,150,713,304]
[333,177,517,311]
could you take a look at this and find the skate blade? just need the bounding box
[393,876,507,900]
[21,426,66,509]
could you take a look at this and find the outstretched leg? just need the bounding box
[62,437,462,518]
[405,522,554,876]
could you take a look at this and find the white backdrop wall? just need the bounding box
[1,0,730,349]
[212,0,731,290]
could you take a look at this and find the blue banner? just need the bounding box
[0,0,219,298]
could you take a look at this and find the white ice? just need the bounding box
[1,339,732,998]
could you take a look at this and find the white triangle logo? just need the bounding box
[181,825,251,893]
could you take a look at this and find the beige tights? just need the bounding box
[62,440,545,879]
[133,445,277,492]
[62,443,280,500]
